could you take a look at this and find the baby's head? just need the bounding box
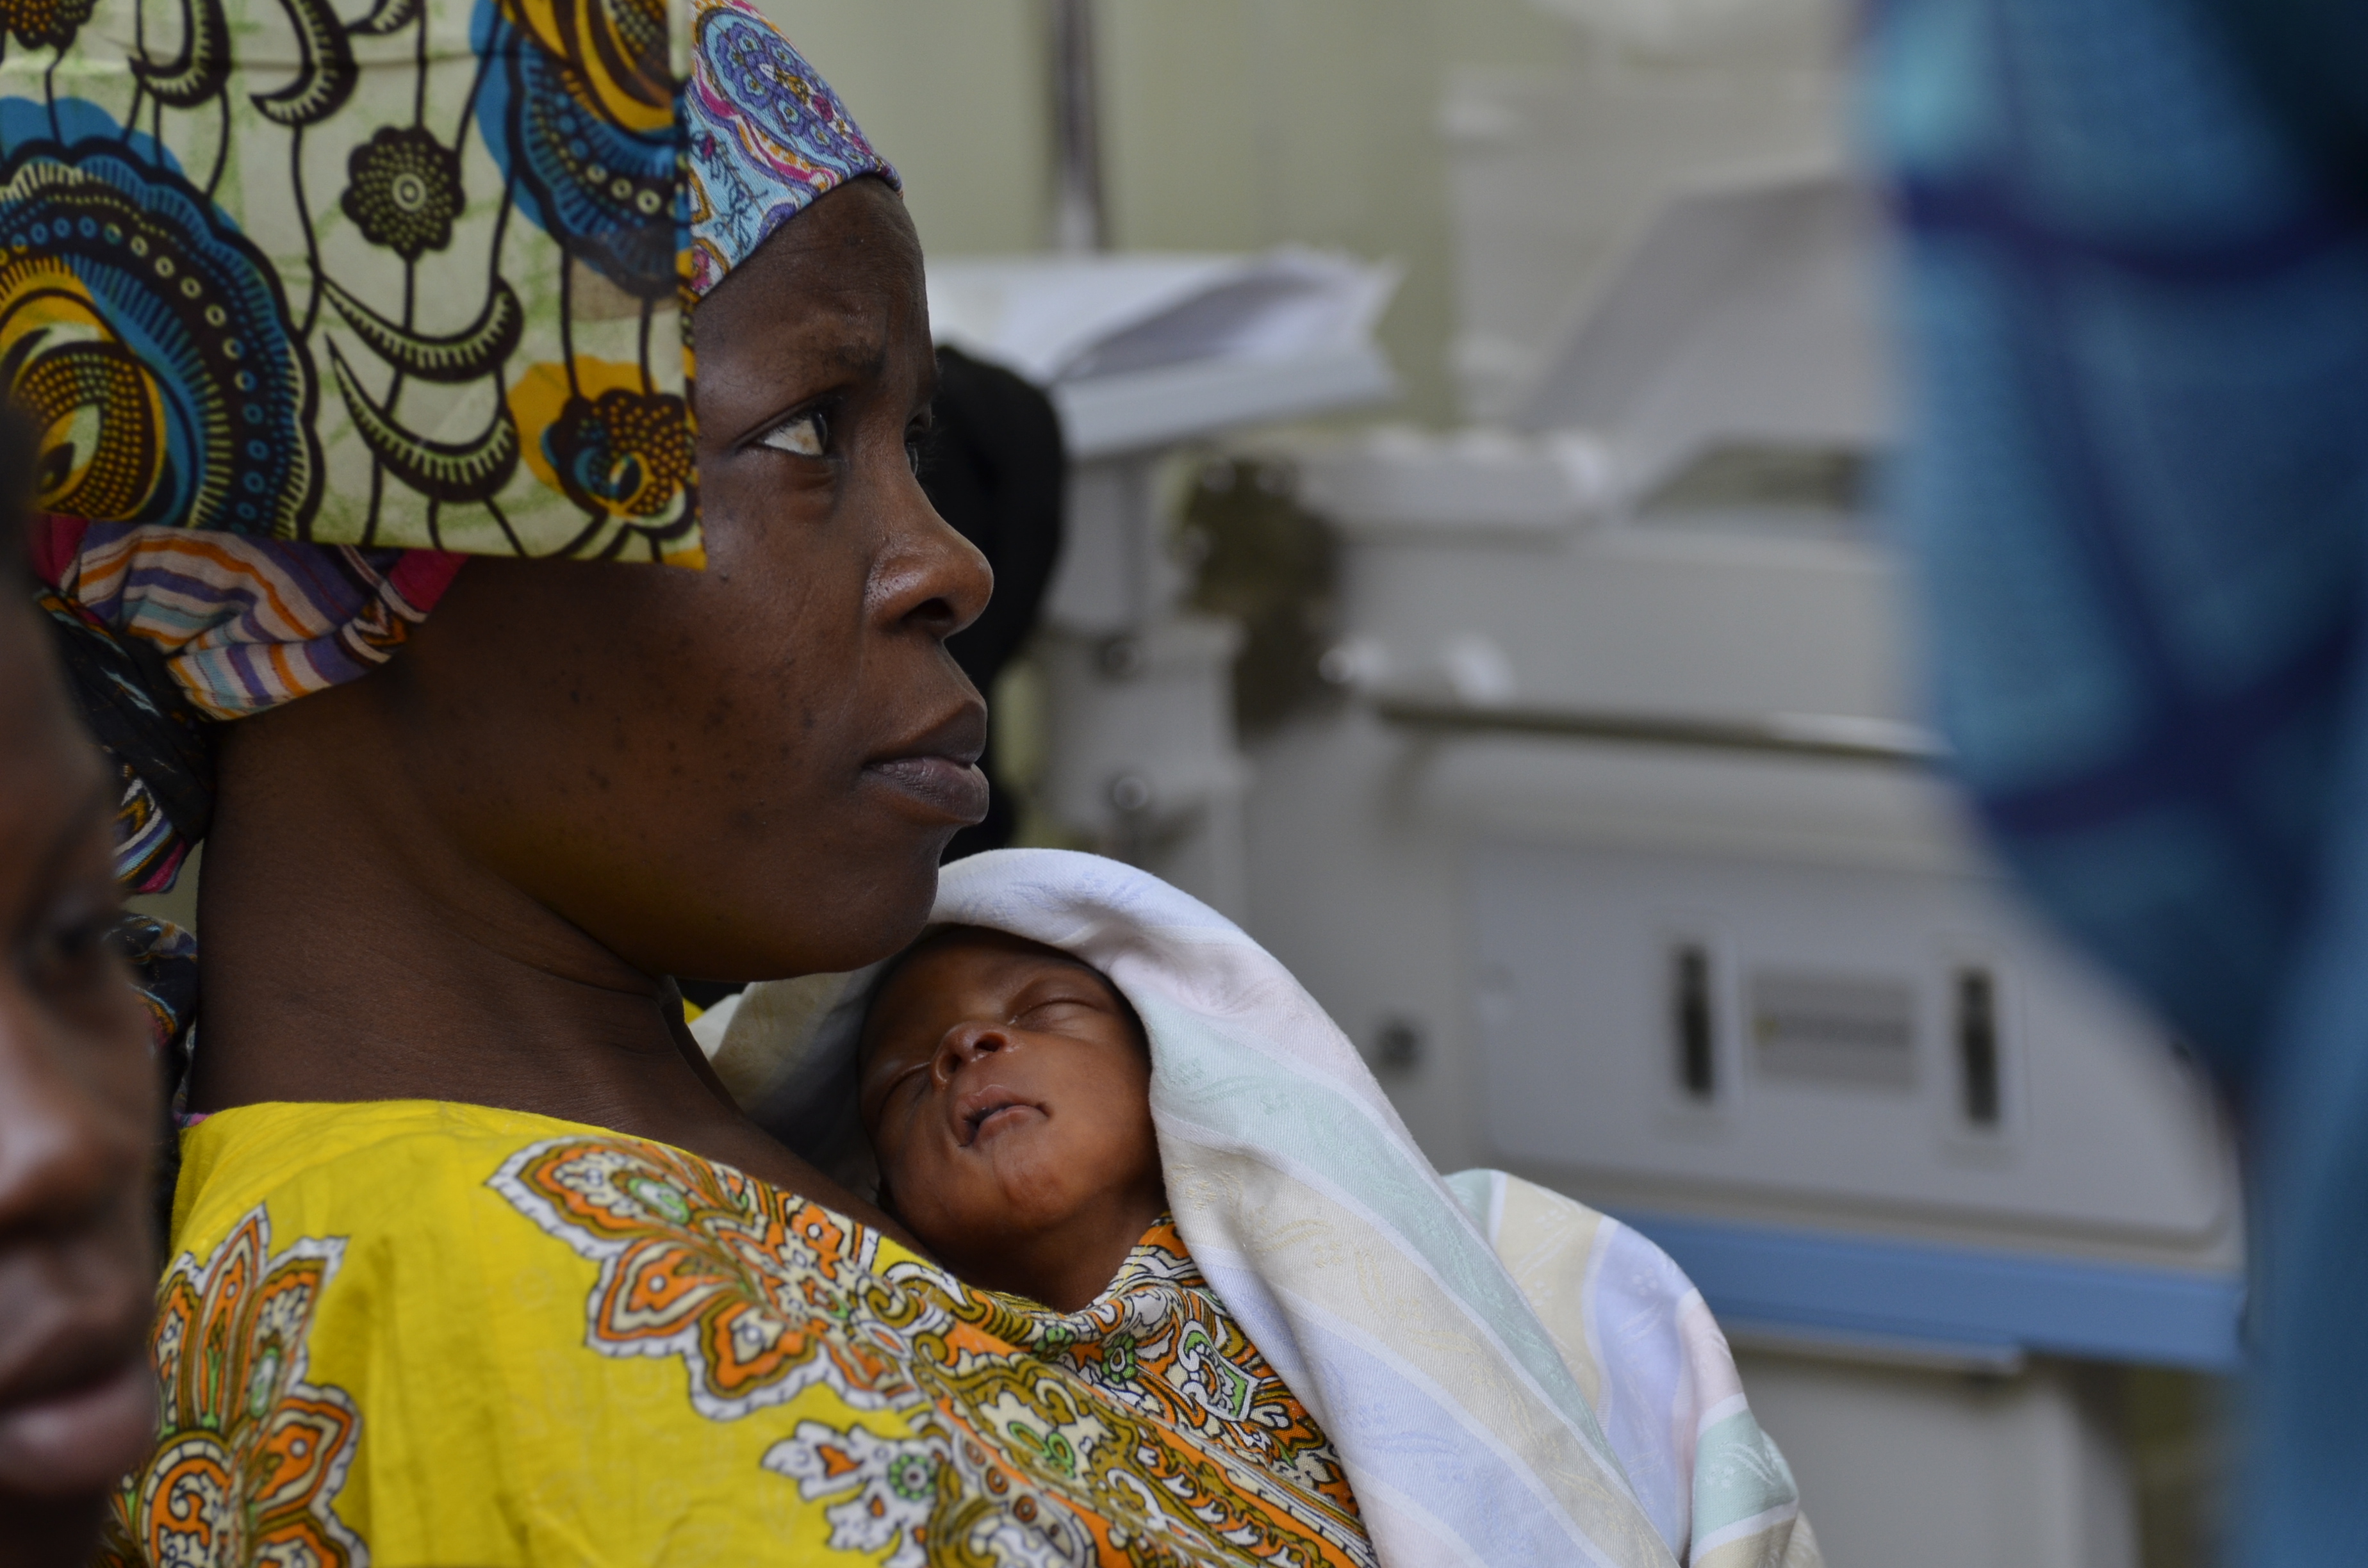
[857,925,1167,1311]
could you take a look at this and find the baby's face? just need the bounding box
[857,927,1165,1302]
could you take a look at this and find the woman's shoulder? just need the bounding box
[175,1099,600,1224]
[175,1101,571,1266]
[170,1098,917,1325]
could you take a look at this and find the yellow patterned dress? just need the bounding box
[101,1100,1375,1568]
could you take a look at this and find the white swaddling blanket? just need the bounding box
[698,847,1818,1568]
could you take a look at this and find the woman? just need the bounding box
[0,420,165,1565]
[13,1,1693,1562]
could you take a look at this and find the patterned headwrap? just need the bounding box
[3,0,894,1058]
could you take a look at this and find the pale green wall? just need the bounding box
[761,0,1581,423]
[757,1,1057,256]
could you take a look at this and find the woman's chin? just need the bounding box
[0,1352,156,1499]
[787,874,947,979]
[830,843,950,955]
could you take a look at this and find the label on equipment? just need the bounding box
[1748,970,1916,1090]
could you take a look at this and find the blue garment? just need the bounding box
[1867,0,2368,1560]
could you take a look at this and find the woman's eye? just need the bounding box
[758,410,829,459]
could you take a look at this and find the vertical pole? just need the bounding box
[1050,0,1105,253]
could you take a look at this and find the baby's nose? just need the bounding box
[939,1021,1011,1067]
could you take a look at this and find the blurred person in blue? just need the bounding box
[1869,0,2368,1560]
[0,404,162,1564]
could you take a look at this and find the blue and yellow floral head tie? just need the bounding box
[2,0,894,569]
[3,0,894,1061]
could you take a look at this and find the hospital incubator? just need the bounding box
[989,15,2243,1568]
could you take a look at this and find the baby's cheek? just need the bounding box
[1010,1120,1119,1211]
[1080,1094,1160,1180]
[900,1143,987,1244]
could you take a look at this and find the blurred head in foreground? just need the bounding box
[0,409,160,1564]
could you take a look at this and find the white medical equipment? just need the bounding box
[1267,155,2239,1329]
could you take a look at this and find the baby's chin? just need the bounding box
[901,1150,1119,1241]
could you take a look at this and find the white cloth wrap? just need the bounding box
[707,847,1817,1568]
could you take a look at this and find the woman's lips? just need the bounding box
[0,1349,156,1498]
[862,753,989,824]
[862,700,991,826]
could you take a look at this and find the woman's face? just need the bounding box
[0,589,160,1549]
[379,177,994,981]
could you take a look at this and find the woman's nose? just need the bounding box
[0,995,138,1239]
[871,489,994,646]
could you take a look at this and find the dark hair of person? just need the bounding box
[0,405,31,587]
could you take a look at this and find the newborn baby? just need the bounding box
[851,920,1372,1548]
[856,924,1167,1311]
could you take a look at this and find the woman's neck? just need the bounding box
[191,683,909,1242]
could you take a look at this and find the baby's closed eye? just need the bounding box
[1014,997,1102,1027]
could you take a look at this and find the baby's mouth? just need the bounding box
[958,1091,1044,1148]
